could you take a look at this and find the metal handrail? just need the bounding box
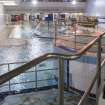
[0,61,27,66]
[0,32,105,85]
[78,58,105,105]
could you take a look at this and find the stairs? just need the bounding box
[1,89,96,105]
[99,84,105,105]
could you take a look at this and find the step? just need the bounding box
[1,89,96,105]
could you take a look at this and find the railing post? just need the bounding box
[34,66,37,89]
[67,60,70,89]
[8,64,11,92]
[96,37,102,105]
[59,58,64,105]
[54,20,57,47]
[74,21,77,49]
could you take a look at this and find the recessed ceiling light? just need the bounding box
[32,0,37,5]
[72,0,77,5]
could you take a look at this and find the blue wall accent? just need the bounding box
[76,56,96,64]
[64,60,72,86]
[45,14,53,21]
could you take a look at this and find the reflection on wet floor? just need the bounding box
[0,22,70,63]
[9,22,69,39]
[0,22,71,92]
[0,40,50,62]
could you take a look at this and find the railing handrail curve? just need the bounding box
[78,57,105,105]
[0,32,105,86]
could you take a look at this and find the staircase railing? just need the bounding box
[78,57,105,105]
[0,60,58,92]
[0,32,105,105]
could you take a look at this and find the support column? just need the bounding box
[59,58,64,105]
[96,37,102,105]
[67,60,70,89]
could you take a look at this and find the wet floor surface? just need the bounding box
[0,22,103,104]
[1,89,96,105]
[0,38,53,63]
[0,22,69,64]
[0,24,103,63]
[0,22,70,92]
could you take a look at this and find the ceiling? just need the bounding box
[0,0,88,2]
[0,0,88,6]
[4,2,86,13]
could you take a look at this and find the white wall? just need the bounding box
[70,59,96,93]
[86,0,104,16]
[0,3,5,32]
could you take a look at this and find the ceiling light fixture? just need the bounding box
[72,0,77,5]
[0,1,16,5]
[32,0,37,5]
